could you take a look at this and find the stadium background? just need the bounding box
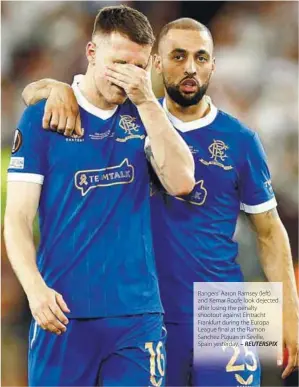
[1,1,298,386]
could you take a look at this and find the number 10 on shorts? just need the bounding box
[145,341,166,387]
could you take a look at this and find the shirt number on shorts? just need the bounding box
[145,341,165,387]
[222,344,258,372]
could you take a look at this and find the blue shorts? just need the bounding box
[165,322,261,387]
[28,313,167,386]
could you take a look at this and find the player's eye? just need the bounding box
[173,55,184,61]
[197,56,208,63]
[114,60,127,65]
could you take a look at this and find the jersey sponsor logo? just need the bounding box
[12,129,22,154]
[65,131,85,142]
[89,130,114,140]
[74,158,134,196]
[9,157,24,169]
[199,139,233,170]
[116,115,145,142]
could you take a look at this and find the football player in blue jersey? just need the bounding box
[152,18,298,386]
[19,15,298,387]
[4,7,196,387]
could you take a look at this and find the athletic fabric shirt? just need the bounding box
[151,97,277,323]
[7,75,163,318]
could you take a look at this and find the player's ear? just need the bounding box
[211,57,216,74]
[154,54,162,75]
[86,41,96,66]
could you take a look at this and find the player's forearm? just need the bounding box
[137,99,195,196]
[22,78,60,106]
[257,221,299,319]
[4,214,46,295]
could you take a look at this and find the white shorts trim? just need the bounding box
[30,321,38,349]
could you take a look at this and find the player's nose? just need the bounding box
[184,58,197,75]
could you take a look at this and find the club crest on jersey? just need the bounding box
[116,115,145,142]
[75,159,134,196]
[199,140,233,170]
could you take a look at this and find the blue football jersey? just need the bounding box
[7,76,163,318]
[151,97,276,323]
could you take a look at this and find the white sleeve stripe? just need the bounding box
[240,197,277,214]
[7,173,44,185]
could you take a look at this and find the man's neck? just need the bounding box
[165,94,211,122]
[78,70,117,111]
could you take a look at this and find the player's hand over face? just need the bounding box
[105,57,155,106]
[27,283,70,335]
[43,83,83,137]
[280,317,299,378]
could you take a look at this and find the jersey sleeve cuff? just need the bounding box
[240,197,277,214]
[7,172,44,185]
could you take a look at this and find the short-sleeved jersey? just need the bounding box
[7,75,163,318]
[151,97,276,323]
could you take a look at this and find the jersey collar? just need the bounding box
[72,75,118,120]
[162,96,218,132]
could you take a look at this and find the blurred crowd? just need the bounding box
[1,1,298,386]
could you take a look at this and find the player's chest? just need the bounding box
[47,122,146,170]
[182,133,241,192]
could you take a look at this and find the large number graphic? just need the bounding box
[222,344,258,372]
[145,341,165,387]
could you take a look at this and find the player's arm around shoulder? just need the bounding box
[22,78,83,137]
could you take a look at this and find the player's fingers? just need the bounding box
[106,64,134,77]
[146,55,153,73]
[43,110,52,130]
[33,312,47,330]
[105,76,127,90]
[56,293,71,313]
[65,114,76,137]
[50,111,59,131]
[282,352,297,379]
[46,322,62,335]
[105,69,131,84]
[42,309,66,333]
[49,303,69,325]
[57,110,67,134]
[74,114,83,137]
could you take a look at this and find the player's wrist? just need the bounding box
[136,95,157,108]
[23,275,48,297]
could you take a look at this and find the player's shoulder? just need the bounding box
[24,100,46,115]
[215,109,256,140]
[20,100,46,125]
